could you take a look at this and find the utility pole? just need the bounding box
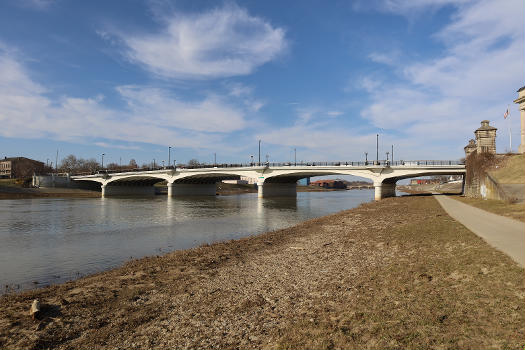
[258,140,261,166]
[376,134,379,165]
[168,146,171,168]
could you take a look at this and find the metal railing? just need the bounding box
[67,160,464,177]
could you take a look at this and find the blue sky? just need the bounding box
[0,0,523,167]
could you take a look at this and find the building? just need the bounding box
[464,139,477,158]
[222,176,257,185]
[0,157,46,179]
[464,120,497,157]
[513,86,525,153]
[409,179,440,185]
[310,179,346,189]
[474,120,497,154]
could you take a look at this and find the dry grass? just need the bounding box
[489,154,525,184]
[452,196,525,222]
[0,196,523,349]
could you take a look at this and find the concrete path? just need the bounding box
[434,195,525,268]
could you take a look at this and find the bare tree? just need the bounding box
[128,159,138,169]
[187,159,201,167]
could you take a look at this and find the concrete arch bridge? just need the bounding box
[71,162,465,200]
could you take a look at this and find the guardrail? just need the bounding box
[66,160,464,177]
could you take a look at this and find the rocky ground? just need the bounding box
[0,196,523,349]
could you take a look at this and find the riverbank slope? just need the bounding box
[0,196,523,349]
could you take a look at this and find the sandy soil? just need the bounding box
[0,196,523,349]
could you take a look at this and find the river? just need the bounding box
[0,190,376,292]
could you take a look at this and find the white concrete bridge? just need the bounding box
[71,161,465,200]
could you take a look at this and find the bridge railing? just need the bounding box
[69,160,464,176]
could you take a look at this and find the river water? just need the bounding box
[0,190,375,292]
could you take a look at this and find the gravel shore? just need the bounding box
[1,196,523,349]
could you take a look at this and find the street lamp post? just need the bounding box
[168,146,171,168]
[294,148,297,166]
[386,152,390,165]
[250,155,254,166]
[365,152,368,165]
[391,145,394,164]
[214,153,216,166]
[376,134,379,165]
[101,153,105,169]
[258,140,261,166]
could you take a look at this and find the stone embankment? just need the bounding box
[0,196,523,349]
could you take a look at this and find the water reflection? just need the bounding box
[0,190,374,292]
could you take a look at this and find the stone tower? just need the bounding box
[474,120,497,154]
[513,86,525,153]
[464,139,477,158]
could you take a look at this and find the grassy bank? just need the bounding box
[0,196,523,349]
[452,196,525,222]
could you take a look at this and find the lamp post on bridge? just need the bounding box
[391,145,394,164]
[214,153,216,166]
[101,153,105,169]
[168,146,171,168]
[250,155,254,166]
[294,148,297,166]
[386,152,390,166]
[375,134,379,165]
[365,152,368,165]
[258,140,261,166]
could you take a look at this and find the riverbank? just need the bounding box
[1,195,523,349]
[0,186,101,199]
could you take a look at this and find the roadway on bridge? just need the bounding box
[435,195,525,268]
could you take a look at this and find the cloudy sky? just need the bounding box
[0,0,523,166]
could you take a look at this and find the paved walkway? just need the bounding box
[434,195,525,268]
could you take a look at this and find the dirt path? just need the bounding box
[1,196,523,349]
[435,195,525,267]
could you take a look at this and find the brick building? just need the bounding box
[0,157,46,179]
[310,179,347,189]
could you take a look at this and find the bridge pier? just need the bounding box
[101,184,156,197]
[170,183,217,196]
[374,182,396,200]
[257,182,297,198]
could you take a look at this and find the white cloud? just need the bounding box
[0,48,247,149]
[359,0,524,156]
[326,111,343,117]
[225,82,253,97]
[368,52,398,65]
[107,4,287,79]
